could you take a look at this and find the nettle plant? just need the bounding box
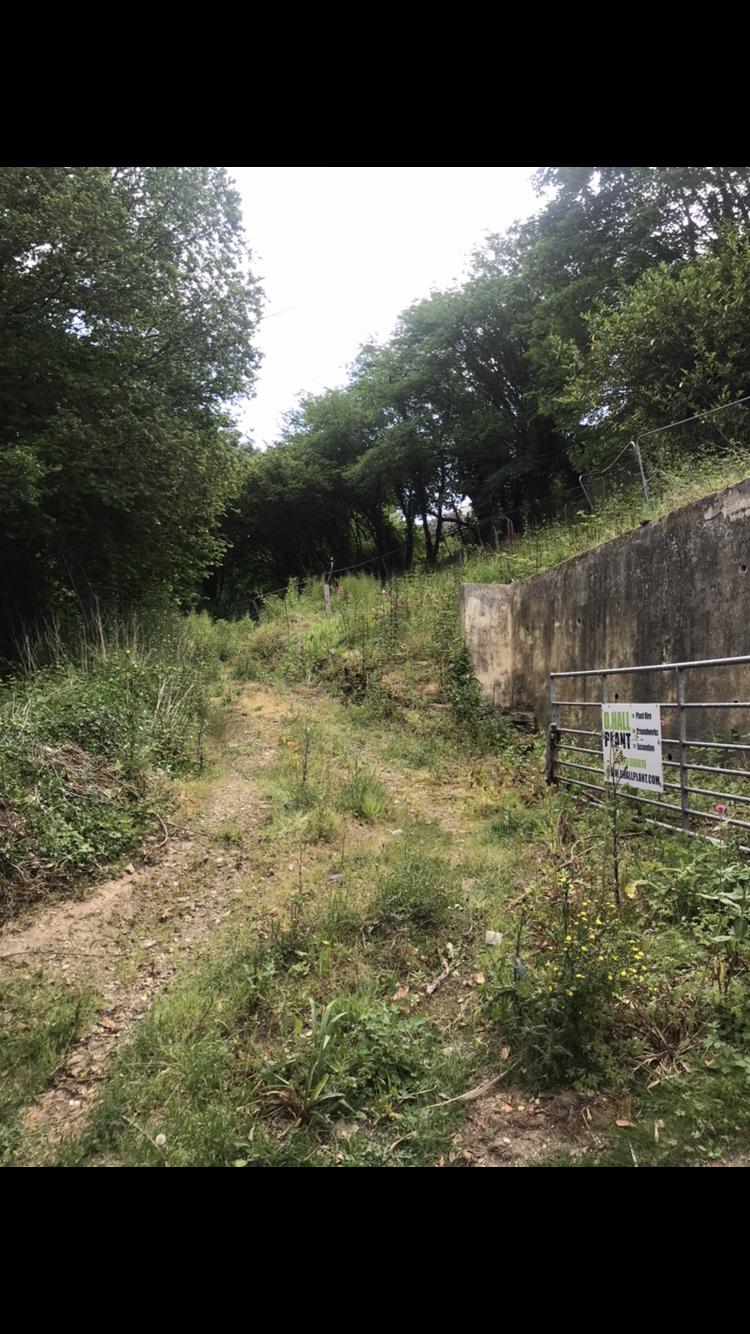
[699,856,750,986]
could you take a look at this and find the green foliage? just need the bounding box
[483,875,646,1089]
[260,1000,350,1123]
[445,642,511,752]
[206,166,750,612]
[216,823,244,848]
[700,859,750,959]
[262,994,434,1121]
[559,230,750,452]
[339,764,389,822]
[0,613,223,917]
[0,166,263,648]
[486,803,540,840]
[263,718,342,845]
[0,972,97,1163]
[371,852,454,931]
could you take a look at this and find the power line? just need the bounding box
[257,307,297,323]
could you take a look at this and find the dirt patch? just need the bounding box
[454,1087,616,1166]
[1,683,296,1159]
[0,850,188,969]
[1,681,417,1161]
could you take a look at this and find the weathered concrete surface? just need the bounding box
[460,478,750,731]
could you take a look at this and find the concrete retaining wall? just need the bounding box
[460,478,750,732]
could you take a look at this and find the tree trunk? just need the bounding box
[417,486,435,567]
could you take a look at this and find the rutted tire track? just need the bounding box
[1,685,290,1161]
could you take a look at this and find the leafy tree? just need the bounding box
[206,165,750,605]
[558,228,750,455]
[0,167,262,647]
[475,167,750,418]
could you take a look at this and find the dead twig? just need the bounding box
[149,809,170,848]
[421,1062,518,1112]
[426,960,457,996]
[506,886,534,914]
[388,1130,417,1154]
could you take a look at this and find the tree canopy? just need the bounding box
[0,167,262,644]
[4,165,750,636]
[213,167,750,609]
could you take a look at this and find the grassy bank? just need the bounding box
[0,613,231,923]
[31,584,750,1168]
[4,455,750,1166]
[47,668,750,1167]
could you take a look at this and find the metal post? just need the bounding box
[547,676,560,785]
[631,439,651,505]
[676,666,690,831]
[578,473,594,512]
[601,673,609,781]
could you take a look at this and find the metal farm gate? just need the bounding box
[546,655,750,852]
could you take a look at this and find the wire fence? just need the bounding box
[219,396,750,618]
[579,395,750,512]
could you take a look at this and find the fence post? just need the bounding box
[600,673,609,782]
[676,666,690,831]
[631,439,651,505]
[546,675,560,785]
[323,557,334,616]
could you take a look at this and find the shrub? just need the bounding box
[0,614,220,915]
[370,853,454,931]
[483,884,647,1088]
[339,766,389,822]
[258,994,435,1124]
[445,643,511,751]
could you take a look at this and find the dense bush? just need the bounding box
[0,613,224,917]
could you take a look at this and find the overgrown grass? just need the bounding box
[54,885,475,1168]
[4,454,743,920]
[32,676,750,1168]
[0,971,98,1164]
[222,455,750,754]
[370,851,455,933]
[460,449,750,587]
[0,610,229,920]
[7,454,750,1165]
[339,765,390,823]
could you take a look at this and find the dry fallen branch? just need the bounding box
[149,810,170,848]
[421,1062,517,1112]
[388,1130,417,1154]
[425,960,457,996]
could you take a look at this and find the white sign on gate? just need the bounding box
[601,703,663,794]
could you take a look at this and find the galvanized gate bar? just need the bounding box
[548,653,750,849]
[551,653,750,677]
[683,762,750,778]
[662,739,750,752]
[676,666,689,830]
[556,701,750,710]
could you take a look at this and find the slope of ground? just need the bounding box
[3,651,749,1167]
[3,457,750,1167]
[0,672,578,1165]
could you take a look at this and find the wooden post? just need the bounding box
[323,557,334,616]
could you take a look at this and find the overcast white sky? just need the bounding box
[228,167,542,446]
